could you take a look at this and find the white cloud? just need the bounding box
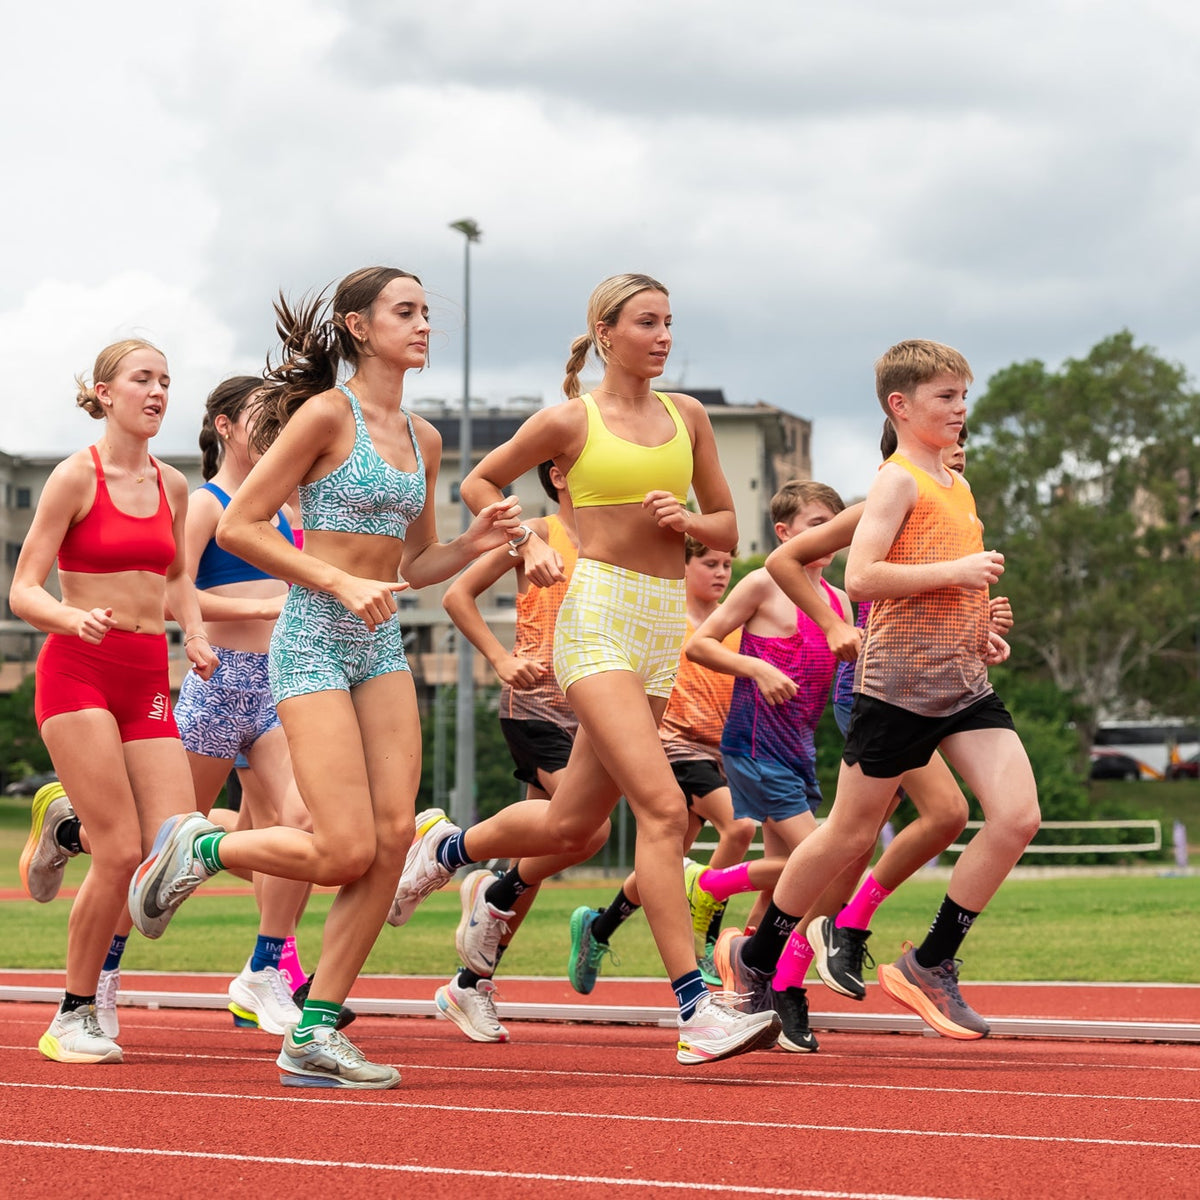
[3,0,1200,504]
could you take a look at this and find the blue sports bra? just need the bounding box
[193,483,295,589]
[298,384,426,539]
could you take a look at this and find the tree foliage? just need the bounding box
[0,675,51,786]
[967,331,1200,744]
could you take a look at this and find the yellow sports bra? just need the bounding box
[567,392,693,509]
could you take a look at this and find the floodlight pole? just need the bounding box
[449,219,482,832]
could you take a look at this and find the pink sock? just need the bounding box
[772,929,815,991]
[699,862,753,904]
[278,936,307,991]
[836,872,893,932]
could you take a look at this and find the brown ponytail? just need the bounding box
[251,266,421,453]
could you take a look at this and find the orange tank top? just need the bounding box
[660,618,740,764]
[501,515,579,728]
[855,453,991,717]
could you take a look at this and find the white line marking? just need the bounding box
[0,1138,962,1200]
[3,1084,1198,1149]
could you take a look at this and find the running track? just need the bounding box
[3,972,1199,1198]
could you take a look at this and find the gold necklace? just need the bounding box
[594,387,652,402]
[102,441,148,483]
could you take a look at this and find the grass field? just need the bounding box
[4,795,1198,983]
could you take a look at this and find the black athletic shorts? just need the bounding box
[670,757,726,809]
[842,690,1015,778]
[499,717,575,786]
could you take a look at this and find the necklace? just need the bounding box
[102,441,149,483]
[594,387,653,402]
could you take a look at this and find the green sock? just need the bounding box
[192,831,226,875]
[294,999,342,1042]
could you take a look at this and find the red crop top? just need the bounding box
[57,445,176,576]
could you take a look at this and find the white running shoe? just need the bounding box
[435,976,509,1043]
[128,812,222,939]
[38,1005,123,1064]
[676,992,781,1065]
[228,960,303,1035]
[20,782,78,903]
[277,1025,400,1089]
[388,808,459,927]
[455,868,513,976]
[96,967,120,1039]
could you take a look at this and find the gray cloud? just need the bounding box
[3,0,1200,503]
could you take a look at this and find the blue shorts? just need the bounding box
[176,646,280,759]
[723,752,822,822]
[269,585,408,704]
[834,697,853,738]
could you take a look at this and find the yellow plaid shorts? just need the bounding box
[553,558,686,699]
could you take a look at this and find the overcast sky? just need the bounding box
[4,1,1199,503]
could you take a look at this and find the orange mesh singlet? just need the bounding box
[659,620,740,764]
[855,453,990,717]
[501,515,579,729]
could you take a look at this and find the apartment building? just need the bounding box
[0,389,812,703]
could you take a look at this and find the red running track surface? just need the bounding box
[3,974,1200,1199]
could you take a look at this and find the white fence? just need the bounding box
[690,818,1172,861]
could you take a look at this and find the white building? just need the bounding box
[0,389,813,703]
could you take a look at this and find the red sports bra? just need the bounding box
[57,445,176,575]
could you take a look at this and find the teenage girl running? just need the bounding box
[127,267,522,1088]
[10,339,218,1064]
[393,273,780,1064]
[172,375,314,1035]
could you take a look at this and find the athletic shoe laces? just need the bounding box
[933,959,968,1005]
[323,1030,365,1066]
[841,928,875,975]
[161,873,202,904]
[586,937,618,971]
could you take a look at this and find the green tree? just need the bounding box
[0,675,51,785]
[968,331,1200,746]
[417,685,524,821]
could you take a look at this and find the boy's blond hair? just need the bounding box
[770,479,845,527]
[874,339,973,415]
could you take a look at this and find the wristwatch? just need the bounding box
[507,524,533,557]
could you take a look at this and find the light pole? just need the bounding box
[450,218,481,833]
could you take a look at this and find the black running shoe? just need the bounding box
[807,915,873,1001]
[292,978,357,1031]
[773,986,819,1053]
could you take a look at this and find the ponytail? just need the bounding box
[562,333,594,399]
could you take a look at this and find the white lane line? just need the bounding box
[0,1048,1197,1102]
[2,1083,1199,1150]
[0,1139,963,1200]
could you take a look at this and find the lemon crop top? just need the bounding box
[566,392,692,509]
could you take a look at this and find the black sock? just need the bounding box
[61,991,95,1013]
[705,906,727,946]
[742,902,800,974]
[915,894,980,968]
[57,817,84,855]
[458,944,507,990]
[485,867,529,913]
[591,887,640,944]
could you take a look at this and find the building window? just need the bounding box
[450,482,461,503]
[16,487,31,509]
[6,541,21,567]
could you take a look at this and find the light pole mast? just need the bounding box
[449,218,482,833]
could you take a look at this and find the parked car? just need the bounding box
[3,770,59,797]
[1088,750,1143,781]
[1165,753,1200,781]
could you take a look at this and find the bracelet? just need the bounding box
[185,633,209,645]
[507,525,533,557]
